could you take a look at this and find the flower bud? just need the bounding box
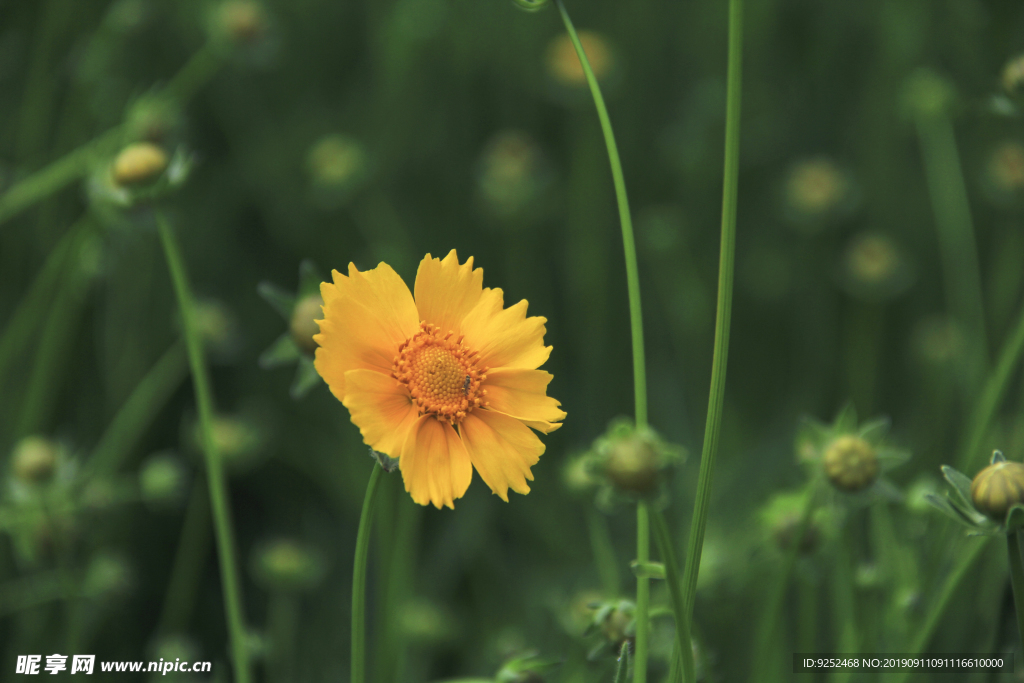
[970,460,1024,520]
[11,436,59,484]
[219,0,267,45]
[785,157,850,219]
[251,539,325,593]
[604,434,660,495]
[139,453,187,506]
[83,553,133,599]
[546,31,613,87]
[1003,55,1024,96]
[307,134,366,188]
[290,294,323,355]
[823,435,879,492]
[111,142,168,187]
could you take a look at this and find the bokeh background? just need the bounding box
[2,0,1024,681]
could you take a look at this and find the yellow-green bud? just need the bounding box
[251,539,324,592]
[823,435,879,492]
[970,460,1024,520]
[545,31,613,87]
[290,294,323,355]
[111,142,168,187]
[599,603,633,645]
[1004,55,1024,96]
[11,436,58,484]
[219,0,267,44]
[139,454,186,505]
[604,435,660,495]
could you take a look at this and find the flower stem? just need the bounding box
[681,0,743,630]
[635,502,651,683]
[651,506,695,683]
[956,299,1024,473]
[553,3,651,679]
[156,476,212,637]
[157,212,251,683]
[1007,532,1024,660]
[586,506,621,597]
[554,0,645,428]
[352,464,384,683]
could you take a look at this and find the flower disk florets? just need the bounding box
[392,322,489,426]
[823,434,879,492]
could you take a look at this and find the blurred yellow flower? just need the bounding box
[314,250,565,509]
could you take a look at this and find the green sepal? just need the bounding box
[512,0,549,11]
[877,447,910,469]
[992,450,1007,465]
[925,493,983,529]
[369,448,399,473]
[613,641,631,683]
[258,281,296,319]
[858,416,891,443]
[833,403,858,435]
[941,465,975,513]
[259,333,300,369]
[1006,505,1024,533]
[297,259,322,298]
[290,357,321,399]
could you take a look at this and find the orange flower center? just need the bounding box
[393,322,488,425]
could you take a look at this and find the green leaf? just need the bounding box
[858,416,891,443]
[630,560,666,580]
[613,641,630,683]
[941,466,975,512]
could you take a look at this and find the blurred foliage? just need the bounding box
[2,0,1024,681]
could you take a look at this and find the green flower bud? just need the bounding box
[1003,55,1024,96]
[307,135,366,188]
[823,434,879,492]
[397,598,458,644]
[139,453,187,506]
[545,30,614,87]
[785,157,850,220]
[604,434,660,495]
[251,539,325,593]
[970,460,1024,520]
[218,0,268,44]
[11,436,59,484]
[290,294,323,355]
[111,142,168,187]
[83,553,133,599]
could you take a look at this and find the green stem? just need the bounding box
[635,502,651,683]
[0,218,85,390]
[554,0,646,427]
[1007,532,1024,661]
[157,213,251,683]
[162,42,224,104]
[888,537,990,683]
[16,219,97,439]
[915,112,989,395]
[267,592,299,683]
[681,0,743,629]
[586,507,620,597]
[554,3,651,679]
[85,341,188,478]
[156,476,213,637]
[651,507,695,683]
[957,300,1024,473]
[751,488,815,683]
[352,465,384,683]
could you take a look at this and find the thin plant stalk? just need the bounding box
[85,341,188,478]
[586,507,621,597]
[156,476,213,637]
[1007,532,1024,661]
[915,110,989,395]
[157,213,251,683]
[957,300,1024,472]
[352,465,384,683]
[681,0,743,627]
[651,507,696,683]
[553,2,650,679]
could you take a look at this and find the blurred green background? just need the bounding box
[2,0,1024,680]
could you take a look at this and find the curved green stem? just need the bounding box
[554,3,650,679]
[586,507,621,597]
[157,213,251,683]
[352,465,384,683]
[651,507,695,683]
[681,0,743,629]
[957,300,1024,473]
[1007,532,1024,660]
[554,0,645,428]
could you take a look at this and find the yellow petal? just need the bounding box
[460,288,551,371]
[313,263,418,398]
[399,416,473,509]
[341,369,418,459]
[459,410,543,502]
[482,368,566,434]
[413,250,484,335]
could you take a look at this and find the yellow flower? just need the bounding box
[314,250,566,509]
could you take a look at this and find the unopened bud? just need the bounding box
[823,435,879,492]
[111,142,168,187]
[219,0,267,44]
[290,294,323,355]
[251,539,325,592]
[971,460,1024,521]
[11,436,58,484]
